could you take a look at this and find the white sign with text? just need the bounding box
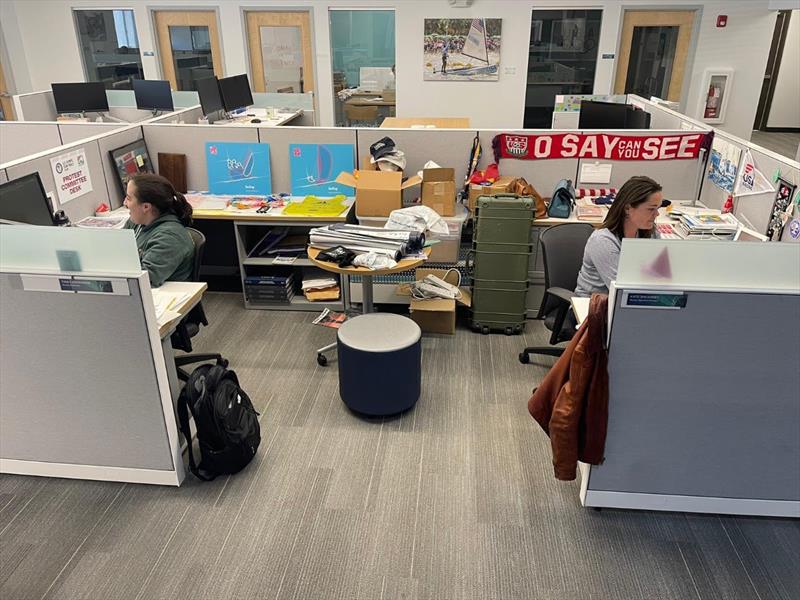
[50,148,93,204]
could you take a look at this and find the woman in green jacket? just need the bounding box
[124,173,195,287]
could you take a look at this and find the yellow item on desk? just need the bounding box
[282,195,348,217]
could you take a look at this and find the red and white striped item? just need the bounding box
[577,188,617,198]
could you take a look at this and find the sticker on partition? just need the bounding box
[640,248,672,280]
[49,148,94,204]
[623,291,687,310]
[789,219,800,240]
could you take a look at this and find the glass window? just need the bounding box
[74,10,144,90]
[169,25,214,91]
[329,9,395,127]
[625,26,679,99]
[524,10,602,128]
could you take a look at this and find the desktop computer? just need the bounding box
[219,74,254,113]
[0,173,56,226]
[51,82,109,115]
[133,79,174,115]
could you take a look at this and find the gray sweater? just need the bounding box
[574,228,658,297]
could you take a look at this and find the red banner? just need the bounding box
[493,132,708,161]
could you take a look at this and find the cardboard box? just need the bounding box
[397,268,471,335]
[467,175,515,212]
[336,160,421,217]
[421,167,456,216]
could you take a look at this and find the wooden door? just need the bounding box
[614,11,695,102]
[0,60,14,120]
[245,11,314,93]
[153,11,223,91]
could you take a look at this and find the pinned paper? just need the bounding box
[136,154,145,167]
[641,248,672,280]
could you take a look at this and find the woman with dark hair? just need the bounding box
[124,173,195,287]
[575,175,662,297]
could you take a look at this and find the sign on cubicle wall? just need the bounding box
[49,148,93,204]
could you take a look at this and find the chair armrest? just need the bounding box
[545,287,575,304]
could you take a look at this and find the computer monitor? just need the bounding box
[109,139,154,194]
[625,106,652,129]
[196,76,224,116]
[0,173,55,226]
[218,74,254,112]
[133,79,174,113]
[578,100,630,129]
[51,82,109,114]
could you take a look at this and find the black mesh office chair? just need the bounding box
[173,227,227,380]
[519,223,594,364]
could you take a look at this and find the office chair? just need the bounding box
[519,223,594,364]
[344,104,378,127]
[173,227,227,380]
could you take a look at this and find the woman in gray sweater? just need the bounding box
[124,173,195,287]
[575,176,662,297]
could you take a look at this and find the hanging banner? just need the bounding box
[493,132,709,162]
[50,148,93,204]
[733,148,775,197]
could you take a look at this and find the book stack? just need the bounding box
[576,204,605,221]
[674,213,739,240]
[244,273,295,305]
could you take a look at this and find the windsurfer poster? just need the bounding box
[424,18,501,81]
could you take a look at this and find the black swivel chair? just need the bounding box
[173,227,227,380]
[519,223,594,364]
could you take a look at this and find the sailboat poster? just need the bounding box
[205,142,272,196]
[424,18,502,81]
[289,144,355,196]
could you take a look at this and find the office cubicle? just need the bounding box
[0,226,185,486]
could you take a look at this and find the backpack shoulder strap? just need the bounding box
[177,367,216,482]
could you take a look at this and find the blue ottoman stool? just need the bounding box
[337,313,422,416]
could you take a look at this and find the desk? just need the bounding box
[570,296,590,326]
[191,195,354,223]
[219,108,302,127]
[381,117,470,129]
[344,96,396,107]
[155,281,208,338]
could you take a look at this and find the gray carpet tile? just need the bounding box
[1,291,798,600]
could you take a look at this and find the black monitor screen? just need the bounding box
[196,76,224,116]
[0,173,54,226]
[625,106,652,129]
[133,79,174,112]
[109,140,154,194]
[51,82,109,114]
[219,74,253,112]
[578,100,629,129]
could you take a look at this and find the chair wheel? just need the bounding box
[317,353,328,367]
[519,352,530,364]
[481,326,490,335]
[514,324,523,334]
[504,327,513,336]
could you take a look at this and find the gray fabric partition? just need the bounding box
[142,123,258,192]
[739,147,800,240]
[97,125,147,208]
[0,122,62,164]
[0,274,174,470]
[576,129,704,201]
[0,169,7,184]
[15,90,57,121]
[58,122,125,144]
[258,126,357,193]
[596,290,800,500]
[4,138,110,223]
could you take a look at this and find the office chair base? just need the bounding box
[519,347,565,364]
[316,342,337,367]
[175,354,227,381]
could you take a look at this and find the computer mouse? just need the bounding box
[250,118,262,123]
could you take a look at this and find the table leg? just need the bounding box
[361,275,374,314]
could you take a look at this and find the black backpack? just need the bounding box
[177,363,261,481]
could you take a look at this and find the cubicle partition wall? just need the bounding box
[12,90,57,121]
[0,121,63,163]
[0,169,8,184]
[0,226,185,486]
[58,121,126,144]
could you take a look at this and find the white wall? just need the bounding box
[0,0,780,135]
[767,9,800,128]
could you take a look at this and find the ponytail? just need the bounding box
[130,173,193,226]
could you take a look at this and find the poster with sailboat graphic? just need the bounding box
[205,142,272,195]
[423,18,502,81]
[289,144,355,196]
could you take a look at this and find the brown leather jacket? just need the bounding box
[528,294,609,481]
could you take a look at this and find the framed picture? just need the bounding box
[423,18,502,81]
[699,69,733,124]
[766,178,797,241]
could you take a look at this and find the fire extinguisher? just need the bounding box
[704,84,719,118]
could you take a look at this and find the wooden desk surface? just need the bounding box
[381,117,470,129]
[307,246,431,276]
[155,281,207,338]
[345,97,396,107]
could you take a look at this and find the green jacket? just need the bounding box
[125,214,194,287]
